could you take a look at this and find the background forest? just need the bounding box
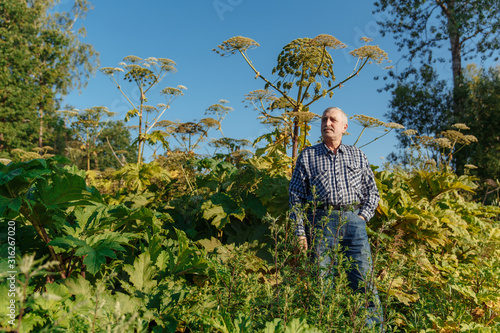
[1,0,500,332]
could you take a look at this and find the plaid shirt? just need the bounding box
[289,142,380,236]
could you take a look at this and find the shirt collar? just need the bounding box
[321,141,345,155]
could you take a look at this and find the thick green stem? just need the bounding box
[19,206,66,279]
[300,47,328,105]
[238,50,297,108]
[304,58,370,108]
[353,126,368,146]
[291,118,300,166]
[358,128,393,148]
[137,86,145,165]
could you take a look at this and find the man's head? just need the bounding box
[321,107,348,145]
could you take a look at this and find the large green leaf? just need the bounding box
[165,228,208,276]
[49,235,88,253]
[123,252,158,293]
[65,275,92,296]
[50,232,130,275]
[201,200,227,229]
[0,196,22,215]
[38,171,101,208]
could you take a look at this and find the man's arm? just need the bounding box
[358,154,380,221]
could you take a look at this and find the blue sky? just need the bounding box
[59,0,455,166]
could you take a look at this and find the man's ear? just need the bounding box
[343,123,348,133]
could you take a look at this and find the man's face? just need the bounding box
[321,109,348,142]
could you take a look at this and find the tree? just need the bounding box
[460,64,500,180]
[374,0,500,146]
[0,0,39,156]
[34,0,99,149]
[0,0,99,157]
[96,120,137,170]
[214,35,391,163]
[385,65,452,163]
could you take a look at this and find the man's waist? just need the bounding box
[314,203,361,211]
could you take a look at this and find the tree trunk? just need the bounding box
[93,150,99,170]
[87,143,91,171]
[442,0,464,119]
[39,108,44,148]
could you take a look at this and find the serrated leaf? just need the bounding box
[49,235,87,253]
[78,234,129,274]
[0,196,22,215]
[38,171,100,208]
[65,275,92,296]
[197,237,222,252]
[114,292,140,315]
[155,250,169,271]
[123,252,158,293]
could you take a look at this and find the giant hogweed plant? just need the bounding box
[391,123,479,173]
[214,35,391,163]
[164,155,291,246]
[100,56,186,165]
[1,163,499,332]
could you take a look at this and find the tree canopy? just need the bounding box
[0,0,98,157]
[376,0,500,178]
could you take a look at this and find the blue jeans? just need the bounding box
[307,208,384,327]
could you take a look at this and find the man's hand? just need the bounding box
[298,236,308,251]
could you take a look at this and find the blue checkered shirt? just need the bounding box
[289,142,380,236]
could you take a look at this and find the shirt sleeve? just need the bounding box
[358,153,380,221]
[289,153,308,236]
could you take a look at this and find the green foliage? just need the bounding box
[61,107,118,171]
[0,156,159,278]
[113,161,170,193]
[95,120,137,170]
[460,65,500,183]
[2,110,500,333]
[1,153,500,332]
[374,0,500,68]
[0,0,98,157]
[376,1,500,180]
[165,156,290,247]
[371,167,500,331]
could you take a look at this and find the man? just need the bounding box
[288,107,383,326]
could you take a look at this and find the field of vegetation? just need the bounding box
[1,143,500,332]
